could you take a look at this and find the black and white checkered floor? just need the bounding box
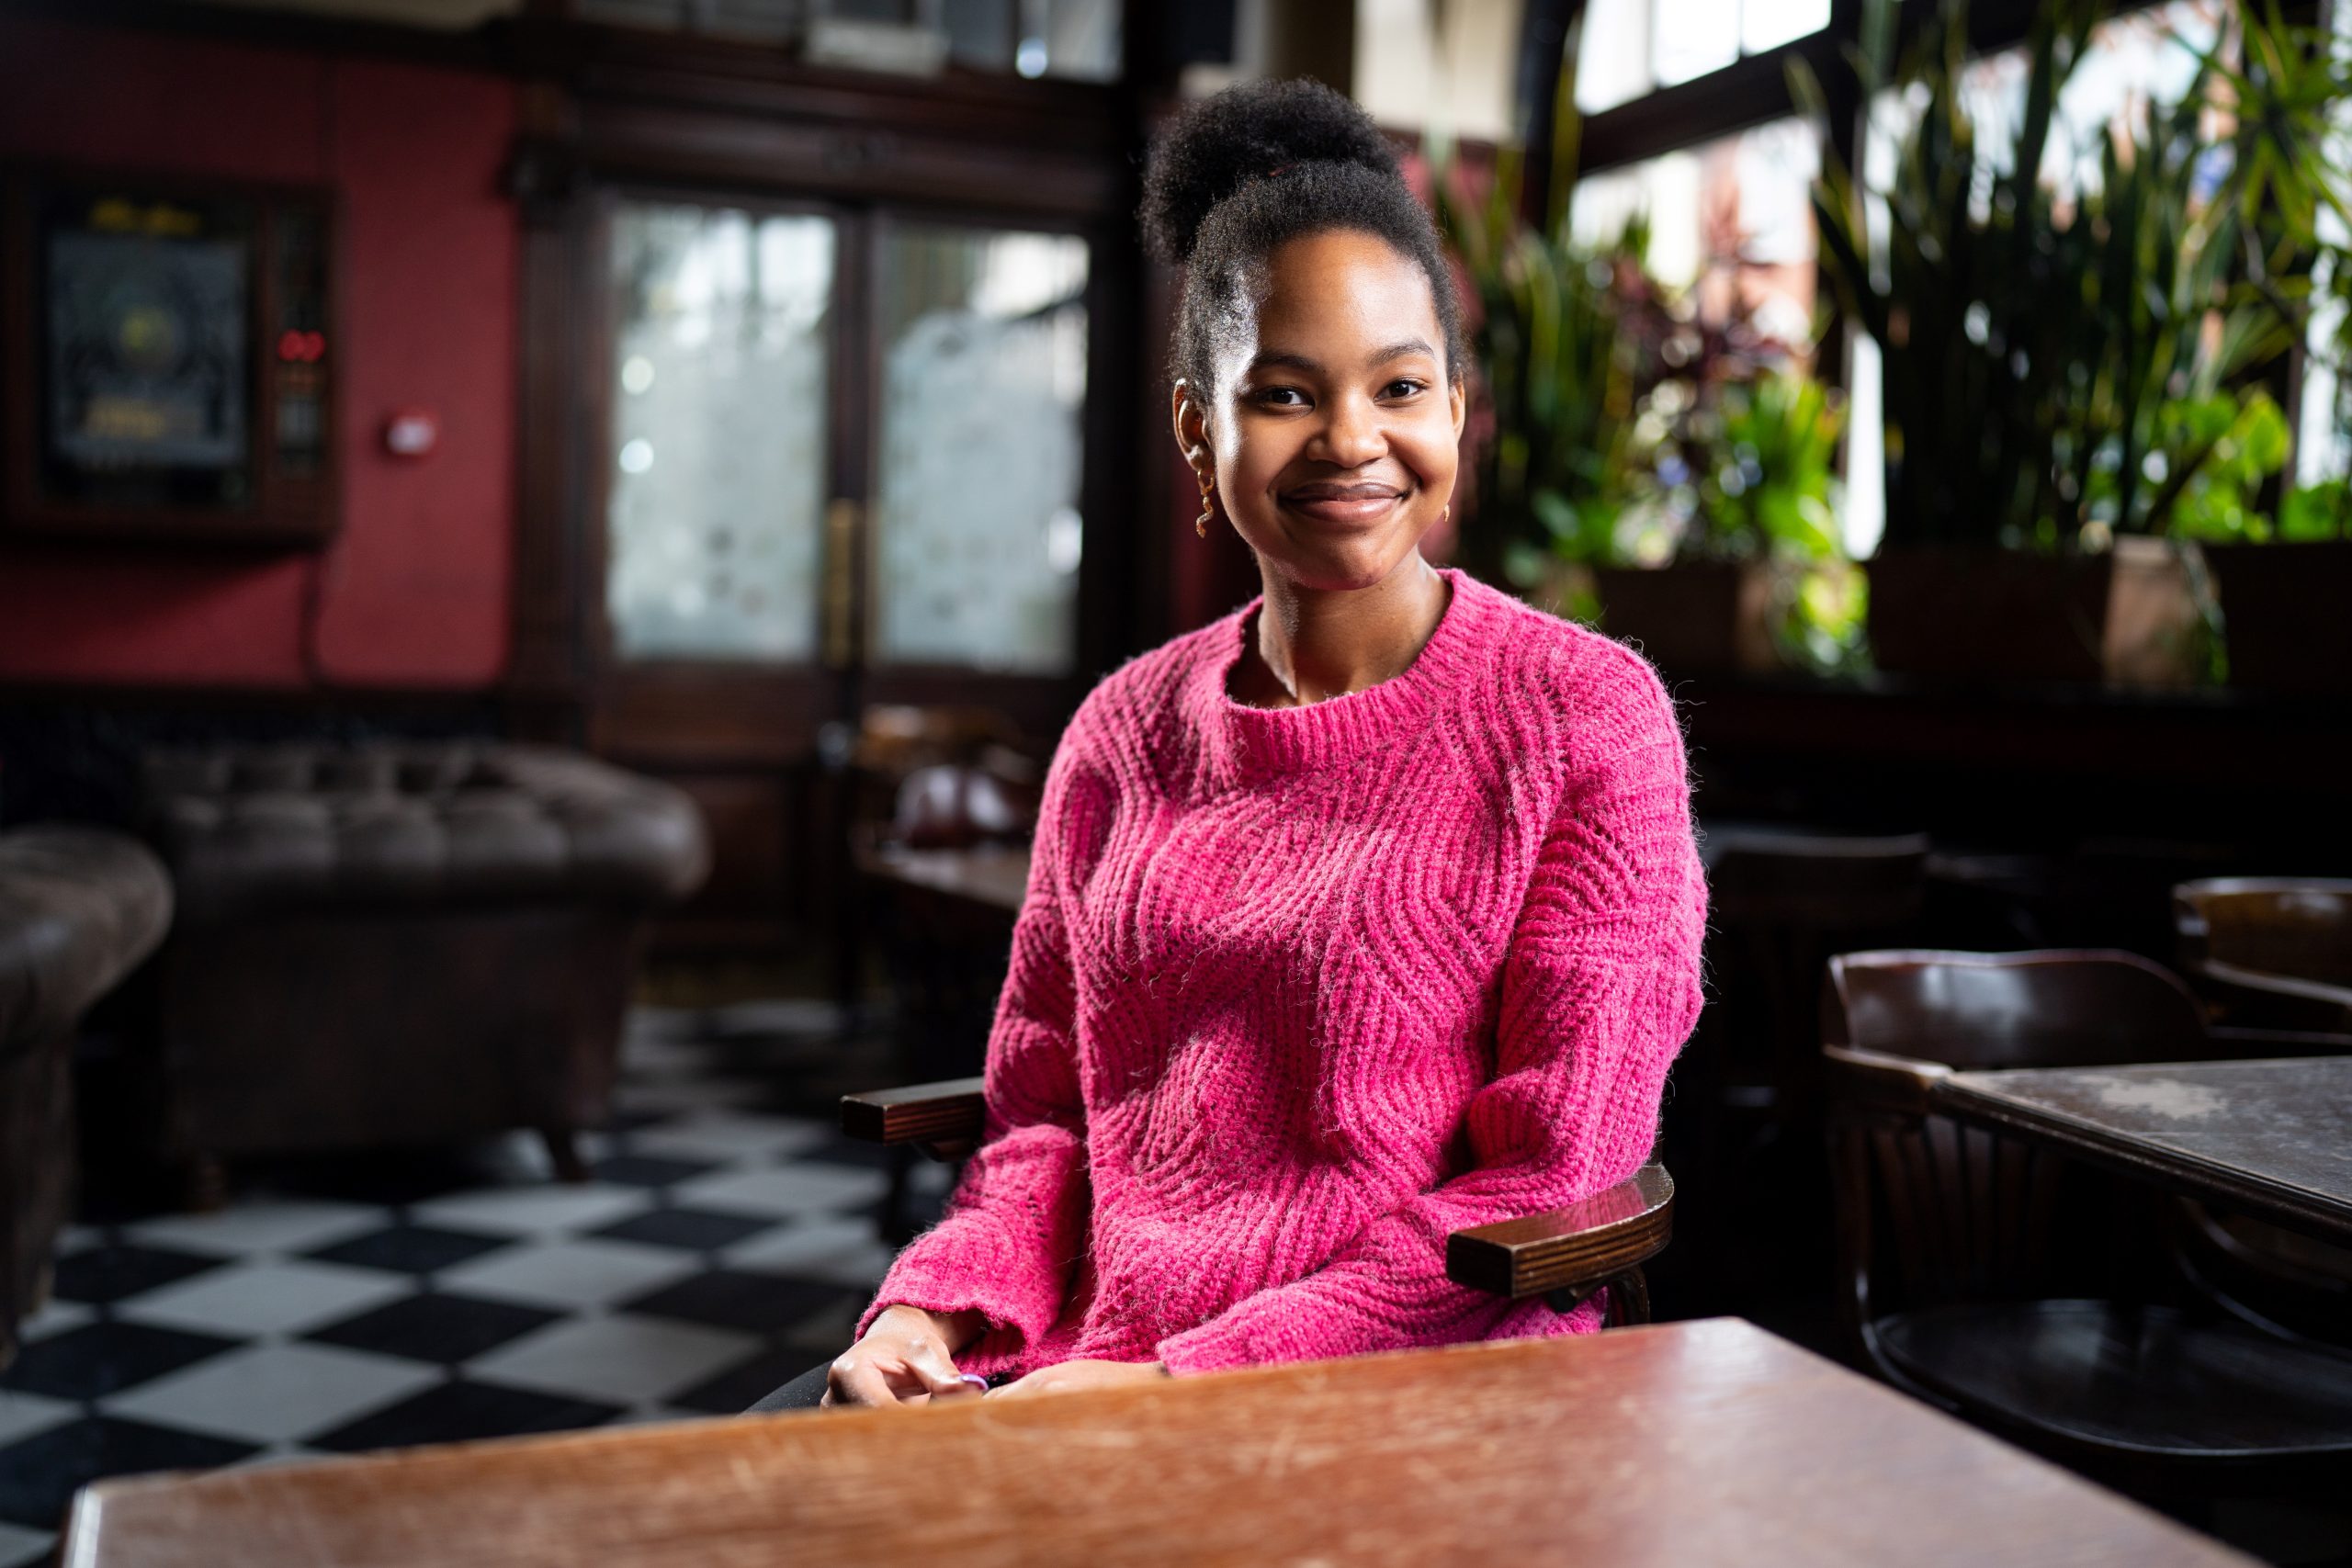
[0,1000,949,1567]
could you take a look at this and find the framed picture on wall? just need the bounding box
[1,166,338,546]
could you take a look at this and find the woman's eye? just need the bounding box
[1382,379,1427,400]
[1255,387,1308,408]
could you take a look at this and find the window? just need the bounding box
[570,0,1122,82]
[605,204,836,663]
[868,224,1091,674]
[1840,0,2235,554]
[1570,118,1823,357]
[1577,0,1832,113]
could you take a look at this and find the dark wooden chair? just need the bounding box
[1822,948,2352,1500]
[839,1080,1674,1325]
[850,760,1037,1245]
[2174,877,2352,1034]
[1661,828,1927,1337]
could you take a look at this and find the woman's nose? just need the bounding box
[1315,395,1386,467]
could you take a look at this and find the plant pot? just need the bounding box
[2100,535,2202,691]
[2204,540,2352,696]
[1867,547,2110,684]
[1592,562,1778,677]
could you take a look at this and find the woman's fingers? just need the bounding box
[830,1350,900,1408]
[900,1337,979,1398]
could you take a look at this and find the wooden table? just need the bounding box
[858,840,1031,919]
[1933,1055,2352,1246]
[65,1318,2249,1567]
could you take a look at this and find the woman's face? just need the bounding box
[1175,230,1465,593]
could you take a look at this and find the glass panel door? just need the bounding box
[868,221,1090,677]
[605,202,836,663]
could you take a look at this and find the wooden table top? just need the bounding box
[65,1318,2248,1568]
[859,840,1031,916]
[1935,1055,2352,1246]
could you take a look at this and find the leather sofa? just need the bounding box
[140,742,707,1192]
[0,825,173,1364]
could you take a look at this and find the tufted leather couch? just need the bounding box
[141,743,707,1190]
[0,826,173,1364]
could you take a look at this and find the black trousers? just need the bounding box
[745,1359,834,1413]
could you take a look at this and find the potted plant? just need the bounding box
[2185,5,2352,695]
[1802,0,2335,685]
[1430,117,1642,606]
[1433,76,1860,677]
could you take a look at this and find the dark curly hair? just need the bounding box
[1139,78,1465,396]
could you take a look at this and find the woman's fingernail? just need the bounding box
[958,1373,989,1391]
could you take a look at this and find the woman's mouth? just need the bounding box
[1279,482,1407,527]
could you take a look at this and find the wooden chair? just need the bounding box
[1700,828,1930,1125]
[1822,948,2352,1499]
[839,1080,1675,1325]
[2174,877,2352,1034]
[1662,829,1927,1337]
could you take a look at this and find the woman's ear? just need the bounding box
[1170,378,1212,471]
[1447,372,1467,442]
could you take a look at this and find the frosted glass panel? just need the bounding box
[871,224,1088,675]
[605,204,833,663]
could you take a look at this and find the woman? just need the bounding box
[752,77,1707,1412]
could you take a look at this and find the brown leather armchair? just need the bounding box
[140,742,707,1195]
[0,825,173,1365]
[839,1079,1674,1325]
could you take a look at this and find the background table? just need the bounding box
[1933,1056,2352,1245]
[858,841,1030,918]
[66,1317,2248,1567]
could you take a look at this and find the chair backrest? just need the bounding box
[1819,950,2218,1355]
[2174,879,2352,1032]
[893,763,1035,850]
[1698,831,1929,1119]
[1707,829,1932,928]
[2176,878,2352,983]
[1824,947,2215,1071]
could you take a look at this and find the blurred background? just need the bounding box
[1,0,2349,1562]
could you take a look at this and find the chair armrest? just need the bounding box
[1444,1164,1674,1303]
[840,1077,986,1146]
[1822,1042,1950,1115]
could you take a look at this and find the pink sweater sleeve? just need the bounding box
[853,745,1093,1362]
[1153,659,1707,1376]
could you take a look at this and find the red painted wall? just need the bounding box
[0,17,518,689]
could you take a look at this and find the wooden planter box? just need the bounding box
[2205,540,2352,696]
[1871,541,2206,688]
[1592,561,1777,677]
[1868,547,2111,684]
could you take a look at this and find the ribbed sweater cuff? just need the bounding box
[855,1222,1067,1370]
[1152,1303,1295,1378]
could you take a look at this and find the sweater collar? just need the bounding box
[1185,565,1501,791]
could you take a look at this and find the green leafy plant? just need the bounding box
[2279,479,2352,540]
[1797,0,2346,550]
[1430,118,1646,591]
[1691,372,1848,559]
[2133,391,2291,542]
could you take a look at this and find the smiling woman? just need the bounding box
[748,79,1707,1416]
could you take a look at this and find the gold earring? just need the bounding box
[1442,503,1451,526]
[1194,468,1216,538]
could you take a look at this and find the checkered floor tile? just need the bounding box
[0,1002,952,1567]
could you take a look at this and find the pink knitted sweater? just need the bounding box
[856,566,1708,1380]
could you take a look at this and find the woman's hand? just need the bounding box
[820,1303,990,1408]
[982,1359,1172,1400]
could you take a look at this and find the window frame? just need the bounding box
[1554,0,2332,413]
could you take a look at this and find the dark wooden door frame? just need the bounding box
[503,39,1147,949]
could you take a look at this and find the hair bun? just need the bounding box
[1139,78,1400,266]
